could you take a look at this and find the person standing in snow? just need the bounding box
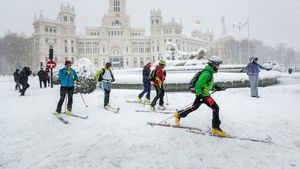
[242,56,270,98]
[173,56,227,137]
[19,67,32,96]
[37,68,47,88]
[13,69,20,91]
[54,60,79,117]
[150,60,166,110]
[95,62,115,108]
[136,62,152,103]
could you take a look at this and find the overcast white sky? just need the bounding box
[1,0,299,51]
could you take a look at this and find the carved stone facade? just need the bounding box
[32,0,213,69]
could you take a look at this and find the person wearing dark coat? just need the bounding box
[19,67,32,96]
[137,62,152,103]
[13,69,20,91]
[37,68,47,88]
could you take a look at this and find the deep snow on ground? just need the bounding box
[0,73,300,169]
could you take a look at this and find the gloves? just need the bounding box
[266,68,271,71]
[215,85,225,91]
[111,79,115,82]
[239,69,244,72]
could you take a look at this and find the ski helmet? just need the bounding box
[159,60,166,65]
[208,56,223,67]
[250,56,258,63]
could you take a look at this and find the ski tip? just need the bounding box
[147,122,155,127]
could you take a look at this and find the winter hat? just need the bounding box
[65,60,72,66]
[250,56,259,63]
[146,62,151,68]
[16,69,19,72]
[208,56,223,67]
[106,62,112,67]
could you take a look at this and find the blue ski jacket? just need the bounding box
[58,67,78,87]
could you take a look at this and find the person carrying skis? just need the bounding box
[173,56,227,137]
[150,60,166,110]
[54,60,79,117]
[241,56,270,98]
[37,67,47,88]
[95,62,115,108]
[136,62,152,103]
[13,69,20,91]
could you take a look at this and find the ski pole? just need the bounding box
[164,84,169,105]
[165,92,169,105]
[80,93,88,108]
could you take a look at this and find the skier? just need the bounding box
[13,69,20,91]
[150,60,166,110]
[54,60,79,117]
[37,68,47,88]
[242,56,270,98]
[173,56,227,137]
[19,67,32,96]
[95,62,115,108]
[136,62,152,103]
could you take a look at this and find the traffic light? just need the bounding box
[49,49,53,60]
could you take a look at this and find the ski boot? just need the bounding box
[173,112,181,126]
[144,98,151,104]
[54,112,62,118]
[150,105,155,111]
[210,127,227,137]
[65,110,73,116]
[158,105,166,110]
[136,96,142,103]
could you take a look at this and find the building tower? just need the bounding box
[221,16,226,36]
[57,4,77,63]
[150,8,162,36]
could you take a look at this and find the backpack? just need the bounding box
[98,68,105,82]
[149,69,157,82]
[188,70,212,93]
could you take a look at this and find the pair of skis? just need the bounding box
[53,112,88,124]
[99,104,120,113]
[127,100,175,114]
[126,100,151,105]
[147,122,273,144]
[135,109,174,114]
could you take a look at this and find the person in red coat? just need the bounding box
[150,60,166,110]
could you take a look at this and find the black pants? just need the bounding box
[15,82,20,91]
[56,86,74,113]
[20,83,29,96]
[151,86,164,107]
[39,80,47,88]
[104,89,111,106]
[179,95,221,128]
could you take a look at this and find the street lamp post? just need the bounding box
[233,19,249,64]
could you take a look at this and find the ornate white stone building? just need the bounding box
[32,0,213,69]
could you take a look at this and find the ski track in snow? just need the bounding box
[0,74,300,169]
